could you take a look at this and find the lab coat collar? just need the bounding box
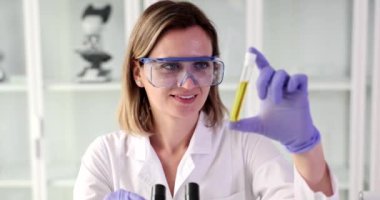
[126,134,150,161]
[126,112,221,197]
[126,112,214,161]
[186,112,213,155]
[126,135,166,189]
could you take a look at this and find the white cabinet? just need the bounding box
[39,0,125,198]
[38,1,136,199]
[259,0,353,198]
[0,0,31,199]
[246,0,379,199]
[0,88,31,200]
[0,0,378,199]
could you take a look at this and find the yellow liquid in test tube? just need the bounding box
[230,81,248,122]
[229,49,256,122]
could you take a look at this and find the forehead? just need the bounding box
[149,25,213,58]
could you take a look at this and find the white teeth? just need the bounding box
[178,95,195,99]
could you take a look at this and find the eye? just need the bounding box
[193,62,210,70]
[159,62,181,71]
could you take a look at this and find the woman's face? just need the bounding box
[135,25,212,121]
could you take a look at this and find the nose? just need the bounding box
[178,73,197,89]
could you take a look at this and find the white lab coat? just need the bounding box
[73,113,339,200]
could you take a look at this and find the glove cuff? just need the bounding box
[285,127,321,154]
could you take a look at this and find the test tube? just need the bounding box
[229,49,257,122]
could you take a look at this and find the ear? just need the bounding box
[133,60,144,87]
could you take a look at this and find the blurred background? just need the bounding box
[0,0,379,199]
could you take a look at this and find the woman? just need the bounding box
[74,1,338,199]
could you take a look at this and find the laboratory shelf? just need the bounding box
[0,180,31,188]
[0,76,27,92]
[48,179,75,188]
[46,82,121,92]
[0,84,26,92]
[308,79,351,91]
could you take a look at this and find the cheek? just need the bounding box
[143,84,169,104]
[200,87,211,102]
[138,71,155,90]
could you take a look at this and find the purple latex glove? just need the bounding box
[229,47,320,153]
[104,189,145,200]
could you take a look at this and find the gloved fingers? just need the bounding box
[287,74,308,93]
[104,190,121,199]
[248,47,270,69]
[256,66,275,100]
[128,192,145,200]
[269,69,289,104]
[104,189,145,200]
[228,116,263,133]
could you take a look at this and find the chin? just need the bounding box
[170,107,201,119]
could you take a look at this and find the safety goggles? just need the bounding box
[139,56,224,88]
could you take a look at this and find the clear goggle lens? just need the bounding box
[139,56,224,88]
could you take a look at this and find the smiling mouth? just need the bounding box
[178,95,196,99]
[171,94,197,102]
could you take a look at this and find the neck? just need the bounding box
[150,113,199,153]
[149,113,200,196]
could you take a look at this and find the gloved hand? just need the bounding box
[104,189,145,200]
[229,47,321,153]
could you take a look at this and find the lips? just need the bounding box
[171,94,197,104]
[178,95,195,99]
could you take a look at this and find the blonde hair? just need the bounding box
[118,0,227,135]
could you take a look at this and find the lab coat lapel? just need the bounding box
[126,135,166,192]
[188,117,224,182]
[174,151,195,194]
[173,113,222,194]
